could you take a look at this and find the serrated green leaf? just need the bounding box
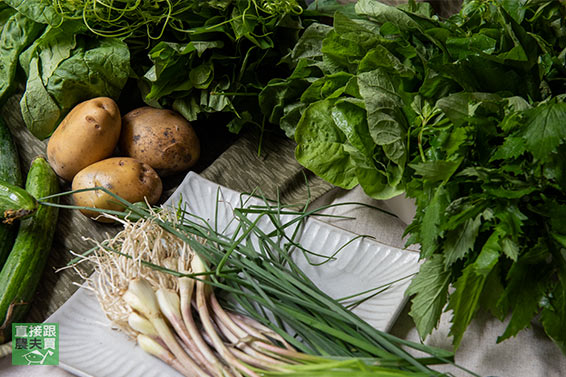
[497,243,550,342]
[409,160,461,183]
[483,185,535,199]
[490,136,527,161]
[475,230,503,274]
[495,205,527,242]
[480,264,506,320]
[447,266,486,348]
[436,92,503,126]
[501,237,520,261]
[420,186,448,258]
[443,213,482,267]
[474,229,506,321]
[541,264,566,354]
[443,197,487,232]
[444,126,470,156]
[497,282,545,342]
[521,102,566,161]
[406,255,451,339]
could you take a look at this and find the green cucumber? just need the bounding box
[0,180,37,223]
[0,157,59,342]
[0,116,22,266]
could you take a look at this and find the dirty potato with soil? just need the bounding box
[71,157,162,222]
[119,107,200,176]
[47,97,121,181]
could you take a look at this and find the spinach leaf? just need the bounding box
[3,0,64,25]
[354,0,421,33]
[47,38,130,111]
[19,25,130,139]
[0,10,43,105]
[20,56,61,138]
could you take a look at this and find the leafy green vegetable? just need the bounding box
[19,24,130,138]
[44,0,307,130]
[521,102,566,161]
[260,0,566,353]
[1,0,313,139]
[0,8,43,105]
[3,0,65,25]
[405,254,450,339]
[295,99,359,189]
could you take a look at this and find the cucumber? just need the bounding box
[0,116,22,266]
[0,180,37,223]
[0,157,59,343]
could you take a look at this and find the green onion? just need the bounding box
[137,334,191,377]
[124,278,208,375]
[49,187,474,376]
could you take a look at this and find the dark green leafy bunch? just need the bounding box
[0,3,43,105]
[404,0,566,352]
[134,0,306,133]
[260,0,566,352]
[50,0,307,131]
[261,0,447,199]
[0,0,306,138]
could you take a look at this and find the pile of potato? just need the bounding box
[47,97,200,222]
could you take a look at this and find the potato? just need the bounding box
[119,107,200,176]
[47,97,121,181]
[72,157,162,222]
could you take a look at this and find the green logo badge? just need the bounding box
[11,323,59,365]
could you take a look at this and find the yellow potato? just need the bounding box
[72,157,162,222]
[119,107,200,176]
[47,97,121,181]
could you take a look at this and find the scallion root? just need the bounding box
[77,212,306,377]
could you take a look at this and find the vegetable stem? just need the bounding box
[137,334,191,377]
[193,256,258,377]
[156,288,212,371]
[124,278,210,376]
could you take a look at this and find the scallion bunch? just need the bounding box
[42,187,477,376]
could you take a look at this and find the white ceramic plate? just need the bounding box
[47,172,419,377]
